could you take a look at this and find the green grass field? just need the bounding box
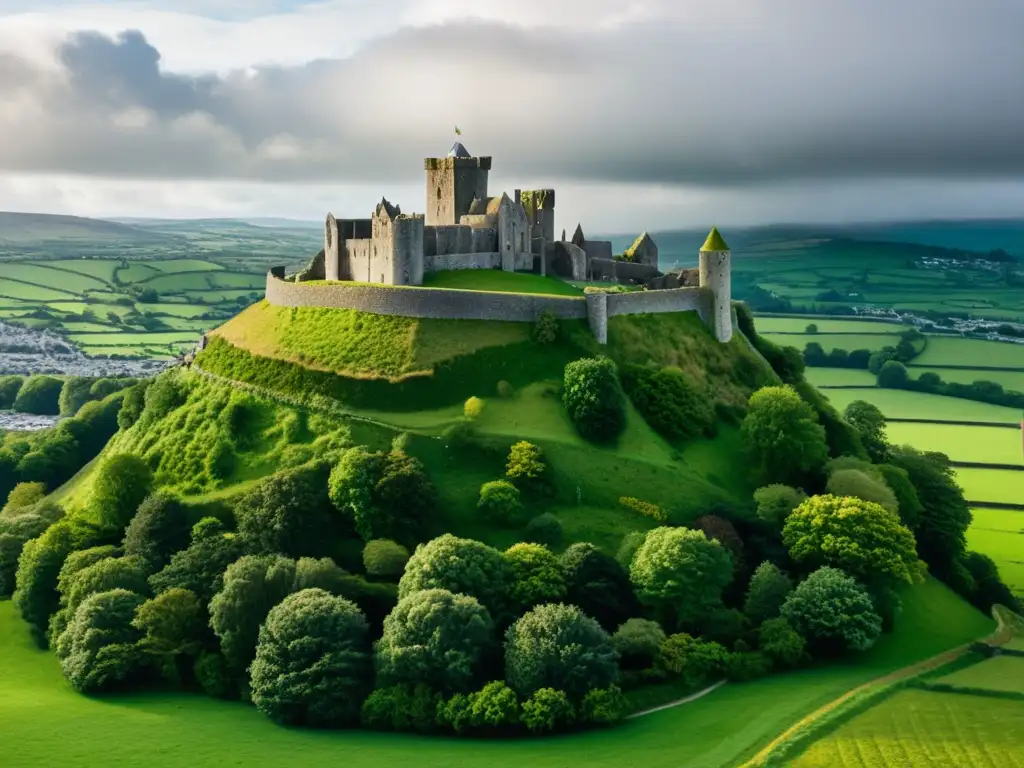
[788,689,1024,767]
[421,270,584,296]
[955,468,1024,506]
[0,576,994,768]
[967,508,1024,594]
[821,388,1021,424]
[885,422,1023,465]
[751,317,911,335]
[803,368,878,387]
[933,654,1024,693]
[913,336,1024,369]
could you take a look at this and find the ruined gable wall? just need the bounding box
[325,214,340,280]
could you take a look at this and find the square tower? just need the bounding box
[424,142,491,226]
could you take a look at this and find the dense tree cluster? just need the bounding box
[563,357,627,443]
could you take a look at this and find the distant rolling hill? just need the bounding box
[0,211,183,246]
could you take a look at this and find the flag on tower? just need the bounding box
[455,126,462,136]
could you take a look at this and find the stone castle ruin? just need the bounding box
[278,141,734,344]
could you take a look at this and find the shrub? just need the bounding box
[237,463,335,557]
[826,469,899,516]
[496,380,514,398]
[504,603,619,699]
[698,607,749,648]
[579,685,627,725]
[293,556,348,592]
[51,555,151,646]
[397,534,510,617]
[533,311,560,344]
[781,567,882,653]
[0,510,55,596]
[59,377,96,417]
[149,530,245,606]
[329,448,436,544]
[143,375,186,419]
[656,633,728,688]
[877,360,909,388]
[133,587,206,662]
[362,539,410,580]
[612,618,666,670]
[0,375,23,409]
[725,651,772,682]
[504,542,567,611]
[360,684,442,733]
[190,516,224,542]
[117,380,151,430]
[505,441,547,488]
[524,513,563,548]
[563,357,627,443]
[620,364,714,442]
[88,454,154,533]
[436,692,474,733]
[783,495,923,590]
[741,386,829,485]
[209,554,298,677]
[250,589,373,727]
[376,588,495,694]
[630,526,733,628]
[521,688,574,733]
[469,681,520,730]
[463,396,485,420]
[59,588,146,693]
[619,496,666,522]
[194,651,233,699]
[561,542,639,632]
[758,617,807,668]
[616,531,646,570]
[743,561,794,624]
[13,375,63,415]
[4,482,46,513]
[122,493,191,571]
[477,480,523,525]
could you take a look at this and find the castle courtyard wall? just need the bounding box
[425,252,501,272]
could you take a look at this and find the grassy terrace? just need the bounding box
[302,270,586,297]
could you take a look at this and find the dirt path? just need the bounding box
[738,608,1015,767]
[628,680,728,719]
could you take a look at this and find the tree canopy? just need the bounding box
[741,386,829,484]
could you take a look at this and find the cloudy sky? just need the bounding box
[0,0,1022,232]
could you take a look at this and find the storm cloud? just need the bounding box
[0,1,1022,197]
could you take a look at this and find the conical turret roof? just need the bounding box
[448,141,471,158]
[700,226,730,252]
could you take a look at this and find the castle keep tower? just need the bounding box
[699,226,732,343]
[424,142,491,226]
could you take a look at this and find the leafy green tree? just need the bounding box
[122,493,191,571]
[611,618,666,670]
[620,364,715,442]
[630,526,733,628]
[757,617,807,668]
[963,551,1021,614]
[825,469,899,516]
[877,360,909,388]
[0,375,23,409]
[505,441,547,489]
[375,588,496,694]
[891,448,973,577]
[236,463,334,558]
[13,375,63,415]
[563,356,627,443]
[843,401,891,463]
[362,539,410,580]
[117,380,152,430]
[132,587,206,660]
[58,588,146,693]
[13,518,100,646]
[292,556,348,593]
[143,375,187,420]
[4,481,47,513]
[783,495,923,590]
[477,480,523,525]
[504,603,619,699]
[875,464,925,530]
[742,386,829,484]
[59,377,95,417]
[149,529,245,606]
[249,589,373,727]
[209,555,298,676]
[503,543,566,611]
[560,542,639,632]
[521,688,574,733]
[580,685,627,724]
[329,448,436,544]
[655,633,729,688]
[615,531,647,570]
[0,510,55,596]
[50,555,151,645]
[743,561,794,624]
[753,484,807,528]
[468,681,520,730]
[781,567,882,653]
[525,513,563,548]
[397,534,510,617]
[88,454,154,532]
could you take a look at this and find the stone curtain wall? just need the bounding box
[266,274,725,340]
[265,272,587,321]
[425,252,501,273]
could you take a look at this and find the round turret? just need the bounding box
[698,226,732,342]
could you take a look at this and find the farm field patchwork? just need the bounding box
[788,689,1024,768]
[933,654,1024,694]
[751,317,911,334]
[955,468,1024,506]
[820,388,1021,424]
[760,332,905,353]
[803,367,878,387]
[885,422,1023,466]
[913,336,1024,368]
[967,508,1024,595]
